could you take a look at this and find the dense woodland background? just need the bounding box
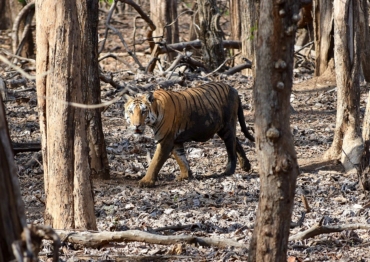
[1,0,370,261]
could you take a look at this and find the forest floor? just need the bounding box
[2,2,370,261]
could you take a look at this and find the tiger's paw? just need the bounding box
[176,172,191,181]
[139,177,156,187]
[240,161,251,172]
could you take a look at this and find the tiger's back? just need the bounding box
[152,83,239,143]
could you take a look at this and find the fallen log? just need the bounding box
[12,142,41,155]
[53,229,245,249]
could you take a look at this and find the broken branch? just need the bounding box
[289,219,370,241]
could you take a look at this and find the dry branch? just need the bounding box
[15,7,34,58]
[222,60,252,75]
[53,229,245,249]
[156,40,242,55]
[289,217,370,241]
[118,0,156,50]
[11,2,35,54]
[98,1,143,69]
[12,142,41,155]
[0,49,36,64]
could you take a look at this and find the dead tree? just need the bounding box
[248,0,300,260]
[359,0,370,82]
[313,0,334,76]
[0,95,36,260]
[241,0,259,74]
[150,0,179,61]
[197,0,225,70]
[324,0,362,173]
[36,0,101,230]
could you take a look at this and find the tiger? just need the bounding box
[124,82,254,187]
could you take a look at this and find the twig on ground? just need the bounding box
[289,217,370,241]
[301,194,311,213]
[152,223,199,232]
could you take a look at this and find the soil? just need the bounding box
[1,2,370,261]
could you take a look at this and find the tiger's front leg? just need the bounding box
[172,143,191,180]
[139,142,173,187]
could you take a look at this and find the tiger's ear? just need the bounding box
[124,94,134,102]
[145,92,154,103]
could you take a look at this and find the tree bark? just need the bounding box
[150,0,179,61]
[0,95,35,260]
[197,0,225,70]
[229,0,242,65]
[313,0,334,76]
[36,0,99,230]
[324,0,362,173]
[0,0,23,30]
[248,0,300,261]
[86,2,110,180]
[359,0,370,82]
[241,0,259,75]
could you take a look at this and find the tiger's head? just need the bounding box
[124,93,157,135]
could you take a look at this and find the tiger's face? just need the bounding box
[124,93,156,135]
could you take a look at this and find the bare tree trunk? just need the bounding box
[0,95,35,260]
[359,0,370,82]
[150,0,179,61]
[197,0,225,70]
[313,0,334,76]
[86,2,110,180]
[248,0,299,260]
[241,0,259,75]
[0,0,23,29]
[229,0,242,65]
[36,0,98,230]
[324,0,362,173]
[189,2,199,41]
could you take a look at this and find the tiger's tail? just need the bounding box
[237,98,255,142]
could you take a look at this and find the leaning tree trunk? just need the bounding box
[197,0,225,70]
[313,0,334,76]
[241,0,259,71]
[248,0,300,261]
[150,0,179,61]
[0,95,36,260]
[324,0,362,173]
[36,0,99,230]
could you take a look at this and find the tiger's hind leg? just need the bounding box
[236,138,251,172]
[172,143,191,180]
[217,126,237,176]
